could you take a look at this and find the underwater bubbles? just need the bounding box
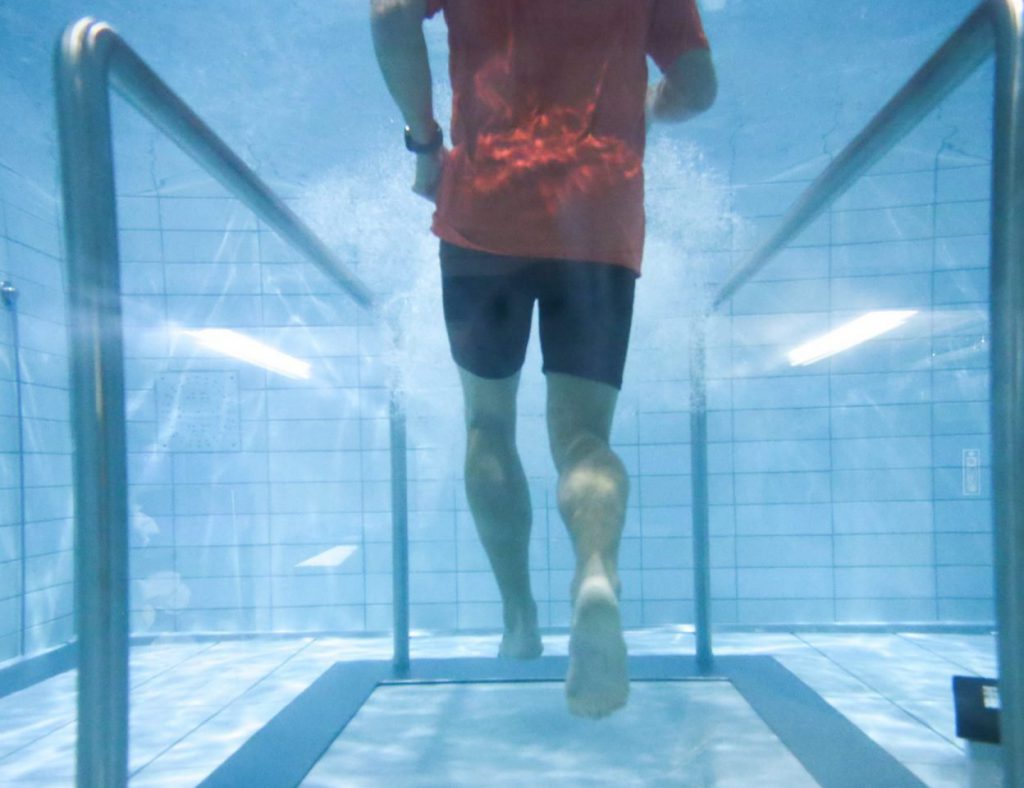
[295,149,463,473]
[623,137,739,414]
[296,152,453,385]
[295,135,740,472]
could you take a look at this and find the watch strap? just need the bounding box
[405,122,443,154]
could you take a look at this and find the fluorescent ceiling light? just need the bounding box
[296,545,357,568]
[182,328,311,379]
[788,310,918,367]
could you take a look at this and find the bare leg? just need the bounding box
[458,367,542,659]
[546,371,629,718]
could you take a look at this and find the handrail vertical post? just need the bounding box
[55,21,130,788]
[53,15,376,788]
[1,283,28,658]
[389,388,410,676]
[689,318,714,673]
[989,1,1024,783]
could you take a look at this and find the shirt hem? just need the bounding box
[430,221,643,275]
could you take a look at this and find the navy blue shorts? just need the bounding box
[440,241,637,389]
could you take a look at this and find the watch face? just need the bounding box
[405,123,443,153]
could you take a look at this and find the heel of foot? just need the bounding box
[566,576,628,718]
[574,573,617,614]
[498,602,543,660]
[498,629,543,660]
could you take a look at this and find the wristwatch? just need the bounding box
[404,121,443,154]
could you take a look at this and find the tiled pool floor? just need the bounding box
[0,629,1003,786]
[303,681,820,787]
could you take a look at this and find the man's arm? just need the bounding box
[370,0,435,140]
[370,0,445,198]
[647,48,717,125]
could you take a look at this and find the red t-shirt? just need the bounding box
[424,0,708,274]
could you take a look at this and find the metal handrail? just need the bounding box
[63,20,373,309]
[55,17,374,787]
[0,282,26,658]
[713,2,994,308]
[688,1,1023,784]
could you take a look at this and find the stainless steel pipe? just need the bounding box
[695,3,1023,782]
[56,20,131,787]
[390,393,410,675]
[713,2,995,309]
[989,2,1024,783]
[688,321,713,674]
[55,17,374,786]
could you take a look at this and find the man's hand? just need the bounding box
[647,49,717,127]
[412,147,447,202]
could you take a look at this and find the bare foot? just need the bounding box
[565,572,628,718]
[498,627,543,659]
[498,602,543,660]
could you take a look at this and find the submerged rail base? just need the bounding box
[55,16,373,787]
[990,2,1024,784]
[690,1,1024,783]
[390,393,410,675]
[56,21,130,788]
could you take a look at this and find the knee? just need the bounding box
[465,417,516,491]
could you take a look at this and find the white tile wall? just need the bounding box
[0,164,73,660]
[0,0,999,639]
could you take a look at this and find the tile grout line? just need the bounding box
[792,632,967,752]
[129,637,319,779]
[894,631,996,679]
[0,640,224,768]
